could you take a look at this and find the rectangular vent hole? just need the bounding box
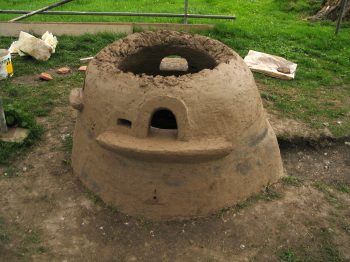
[117,118,132,128]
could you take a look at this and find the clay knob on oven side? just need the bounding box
[69,88,84,111]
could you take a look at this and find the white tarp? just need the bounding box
[244,50,297,80]
[8,31,58,61]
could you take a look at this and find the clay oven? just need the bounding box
[70,31,284,220]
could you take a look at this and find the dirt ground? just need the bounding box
[0,82,350,261]
[0,104,349,262]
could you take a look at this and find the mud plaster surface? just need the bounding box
[71,31,283,219]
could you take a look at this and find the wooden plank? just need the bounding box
[0,22,213,37]
[133,22,214,31]
[0,22,133,36]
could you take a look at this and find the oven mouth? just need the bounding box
[118,45,219,77]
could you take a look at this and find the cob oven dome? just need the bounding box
[70,31,284,220]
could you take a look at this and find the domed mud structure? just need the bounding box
[70,31,284,220]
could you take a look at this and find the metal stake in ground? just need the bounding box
[184,0,189,24]
[336,0,348,35]
[9,0,73,22]
[0,98,8,133]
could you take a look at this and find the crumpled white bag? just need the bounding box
[8,41,25,56]
[41,31,58,54]
[8,31,58,61]
[244,50,297,80]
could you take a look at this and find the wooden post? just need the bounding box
[184,0,189,24]
[0,98,8,133]
[336,0,348,35]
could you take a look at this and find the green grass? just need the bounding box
[333,182,350,194]
[0,0,349,137]
[0,0,349,162]
[2,165,20,178]
[218,184,282,216]
[277,227,344,262]
[25,231,41,244]
[313,181,346,209]
[0,33,124,163]
[86,189,119,214]
[282,176,304,187]
[0,217,47,258]
[0,33,124,164]
[342,222,350,235]
[0,217,10,243]
[0,33,123,76]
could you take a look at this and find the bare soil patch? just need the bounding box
[268,111,333,140]
[11,68,78,87]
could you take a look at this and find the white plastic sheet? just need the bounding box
[8,31,58,61]
[244,50,297,80]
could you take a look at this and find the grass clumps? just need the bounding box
[0,217,10,244]
[313,181,346,209]
[0,103,43,165]
[276,0,323,15]
[277,227,343,262]
[282,176,304,187]
[218,184,282,216]
[0,33,124,164]
[86,189,119,214]
[234,185,282,211]
[278,249,301,262]
[333,182,350,194]
[2,166,20,178]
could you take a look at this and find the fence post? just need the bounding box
[184,0,189,24]
[336,0,348,35]
[0,98,8,133]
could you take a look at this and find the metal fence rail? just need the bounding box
[9,0,73,22]
[1,10,235,20]
[1,0,235,24]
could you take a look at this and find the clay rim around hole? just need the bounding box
[118,45,219,77]
[94,31,237,80]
